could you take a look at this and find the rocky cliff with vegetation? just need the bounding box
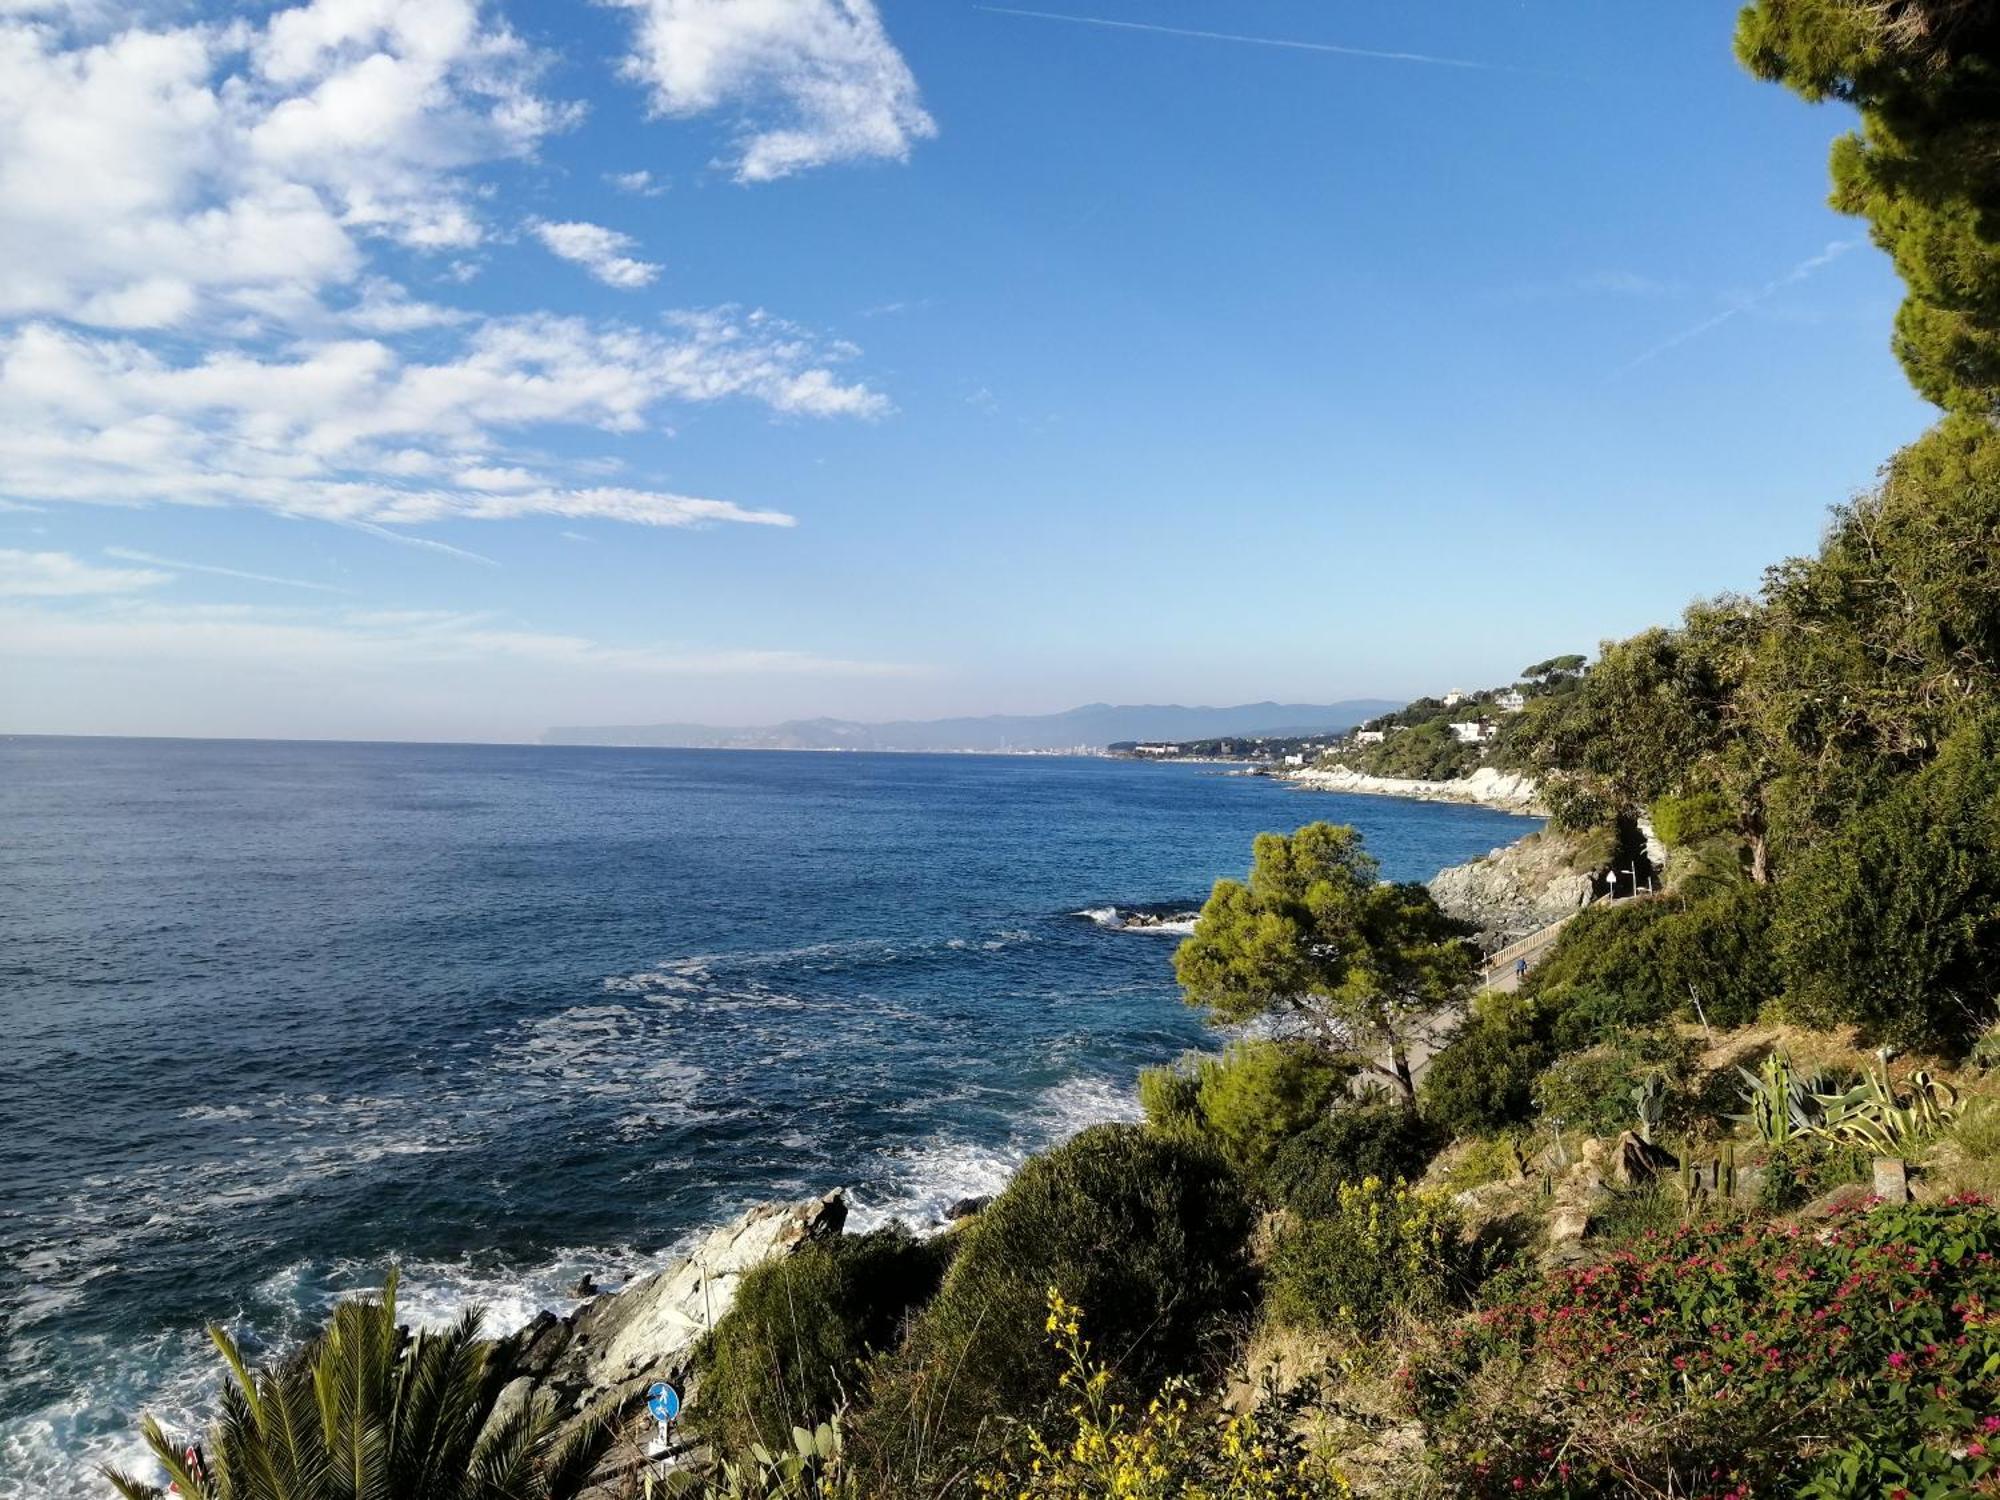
[1426,828,1602,948]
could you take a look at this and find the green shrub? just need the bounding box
[1135,1060,1203,1136]
[1527,898,1679,1006]
[1265,1104,1439,1218]
[1656,884,1778,1027]
[1650,790,1735,850]
[689,1226,953,1456]
[973,1290,1345,1499]
[849,1125,1252,1489]
[1532,1029,1698,1137]
[1776,712,2000,1053]
[1418,1201,2000,1496]
[1548,983,1664,1053]
[1265,1176,1467,1339]
[1528,886,1776,1033]
[1753,1137,1867,1213]
[1421,998,1555,1138]
[1140,1041,1349,1194]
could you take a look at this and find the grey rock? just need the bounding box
[1429,831,1601,951]
[945,1195,991,1221]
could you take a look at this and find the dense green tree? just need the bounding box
[1175,824,1478,1108]
[1139,1040,1351,1193]
[107,1274,608,1500]
[1776,710,2000,1050]
[1512,610,1760,854]
[1737,0,2000,414]
[1521,653,1589,686]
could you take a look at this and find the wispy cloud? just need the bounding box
[1617,240,1861,374]
[974,7,1501,71]
[529,219,662,289]
[0,548,167,597]
[0,596,926,679]
[104,547,348,593]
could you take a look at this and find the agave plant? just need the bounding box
[105,1272,610,1500]
[1813,1065,1960,1154]
[660,1419,846,1499]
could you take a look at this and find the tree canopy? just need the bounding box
[1736,0,2000,414]
[1174,823,1477,1106]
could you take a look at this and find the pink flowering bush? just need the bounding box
[1408,1199,2000,1498]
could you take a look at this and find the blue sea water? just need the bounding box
[0,738,1539,1496]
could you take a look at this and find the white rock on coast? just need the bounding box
[1280,763,1545,815]
[492,1191,846,1490]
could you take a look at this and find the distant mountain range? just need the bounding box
[540,700,1402,753]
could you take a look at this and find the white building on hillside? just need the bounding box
[1449,719,1497,744]
[1354,729,1386,745]
[1496,690,1527,713]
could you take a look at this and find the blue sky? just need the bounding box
[0,0,1936,740]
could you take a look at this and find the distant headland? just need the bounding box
[540,699,1401,753]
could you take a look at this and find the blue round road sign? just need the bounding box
[646,1382,680,1422]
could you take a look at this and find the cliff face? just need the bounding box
[1428,830,1601,950]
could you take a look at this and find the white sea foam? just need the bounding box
[1071,906,1196,935]
[846,1073,1144,1233]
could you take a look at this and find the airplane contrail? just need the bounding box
[105,547,349,593]
[973,6,1501,71]
[1618,239,1861,374]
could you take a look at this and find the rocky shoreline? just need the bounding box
[491,1192,849,1496]
[1279,763,1545,815]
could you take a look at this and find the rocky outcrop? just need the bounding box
[492,1190,846,1455]
[1427,830,1600,949]
[1282,764,1544,814]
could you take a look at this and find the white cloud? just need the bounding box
[0,547,167,595]
[531,219,662,289]
[615,0,935,182]
[0,0,903,550]
[0,309,880,528]
[0,0,576,332]
[607,168,666,195]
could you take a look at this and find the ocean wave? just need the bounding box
[846,1073,1144,1233]
[1071,905,1199,936]
[603,925,1043,997]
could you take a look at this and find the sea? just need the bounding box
[0,737,1540,1497]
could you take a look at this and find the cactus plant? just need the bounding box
[1730,1052,1830,1145]
[1633,1072,1667,1142]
